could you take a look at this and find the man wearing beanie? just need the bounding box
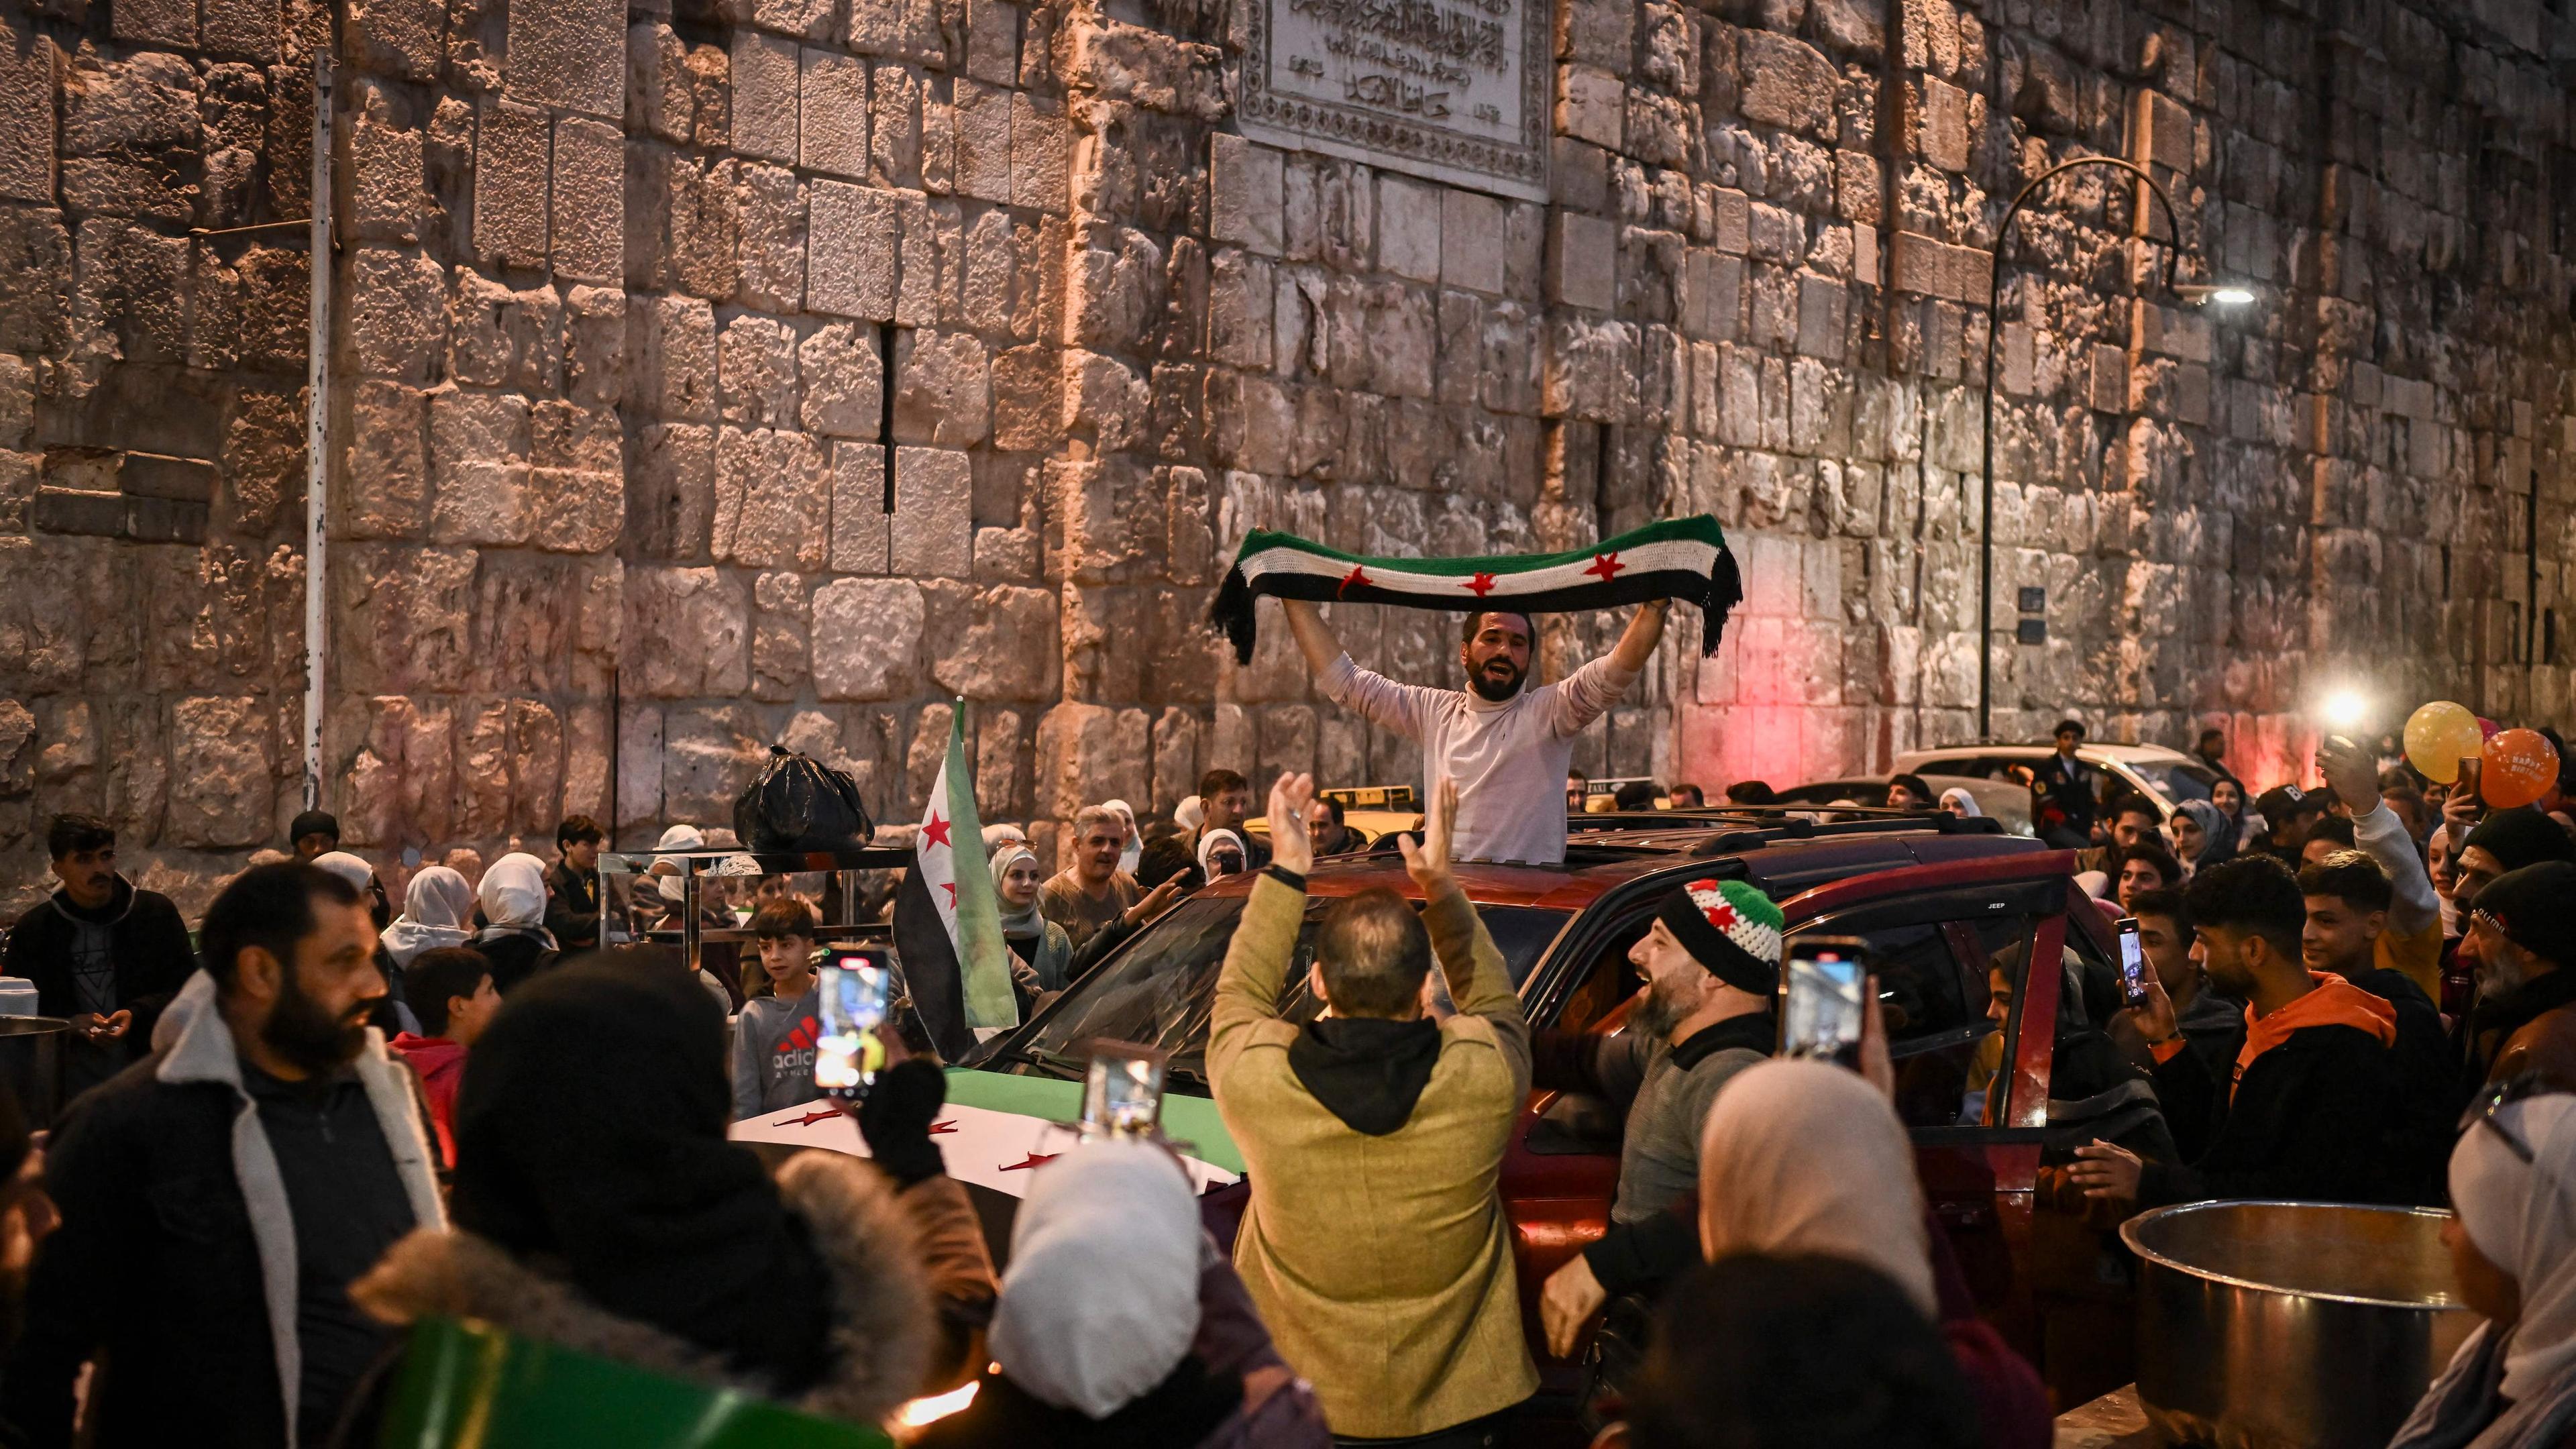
[288,810,341,860]
[2452,806,2576,918]
[2458,860,2576,1090]
[1528,876,1783,1357]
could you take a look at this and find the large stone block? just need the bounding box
[627,292,718,422]
[166,696,275,847]
[629,23,692,142]
[60,50,197,219]
[712,424,828,568]
[1739,32,1837,138]
[428,388,532,544]
[811,577,922,699]
[808,179,899,319]
[891,445,971,577]
[347,244,446,382]
[506,0,624,117]
[800,321,881,437]
[828,441,888,571]
[472,99,550,266]
[629,421,714,559]
[551,115,624,282]
[0,23,53,205]
[717,311,800,428]
[955,78,1012,202]
[562,284,626,406]
[625,566,749,696]
[926,580,1058,700]
[1010,93,1067,213]
[334,544,478,693]
[350,0,440,77]
[337,379,428,538]
[799,47,867,177]
[1033,700,1149,820]
[447,270,562,392]
[731,32,798,162]
[891,329,988,446]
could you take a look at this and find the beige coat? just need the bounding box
[1208,873,1537,1438]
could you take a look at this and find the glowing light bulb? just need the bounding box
[2320,690,2367,732]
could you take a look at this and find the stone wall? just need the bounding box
[1,0,2572,912]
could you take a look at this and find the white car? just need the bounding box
[1891,742,2226,820]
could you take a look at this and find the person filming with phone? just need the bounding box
[1208,771,1534,1446]
[1527,879,1783,1360]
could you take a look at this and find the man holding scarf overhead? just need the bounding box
[1279,599,1668,866]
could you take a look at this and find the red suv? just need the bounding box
[979,808,2106,1401]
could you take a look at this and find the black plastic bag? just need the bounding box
[733,745,874,853]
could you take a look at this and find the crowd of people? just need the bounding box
[5,592,2576,1449]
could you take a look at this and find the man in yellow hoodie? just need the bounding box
[2071,853,2402,1209]
[1208,771,1535,1444]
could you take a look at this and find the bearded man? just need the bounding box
[1281,598,1668,865]
[3,862,445,1449]
[1523,878,1784,1356]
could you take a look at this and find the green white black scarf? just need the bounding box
[1210,515,1742,664]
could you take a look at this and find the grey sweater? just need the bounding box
[731,987,820,1120]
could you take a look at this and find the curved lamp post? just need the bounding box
[1974,154,2247,739]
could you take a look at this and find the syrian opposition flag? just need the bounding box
[1209,514,1743,665]
[892,702,1018,1061]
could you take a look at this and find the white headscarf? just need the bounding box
[990,843,1046,940]
[653,823,706,853]
[382,865,475,965]
[1174,795,1205,832]
[989,1140,1204,1419]
[476,852,553,936]
[983,822,1028,851]
[1195,828,1246,879]
[1102,799,1143,875]
[1698,1059,1936,1316]
[1938,787,1981,818]
[311,850,376,892]
[2451,1095,2576,1401]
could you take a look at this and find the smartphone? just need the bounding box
[2116,916,2150,1008]
[1079,1040,1167,1138]
[1780,937,1868,1063]
[813,954,894,1102]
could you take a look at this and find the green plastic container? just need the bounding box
[376,1317,896,1449]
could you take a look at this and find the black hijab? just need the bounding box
[450,955,835,1388]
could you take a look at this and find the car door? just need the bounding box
[1773,853,2074,1327]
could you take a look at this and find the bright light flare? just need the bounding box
[2319,690,2369,732]
[897,1379,980,1427]
[2207,287,2255,306]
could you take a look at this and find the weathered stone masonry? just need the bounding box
[1,0,2572,910]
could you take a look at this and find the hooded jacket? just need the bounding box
[1,971,446,1449]
[388,1032,468,1166]
[1208,869,1536,1439]
[2141,973,2402,1208]
[2,873,194,1042]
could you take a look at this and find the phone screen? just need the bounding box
[1782,943,1866,1061]
[2117,917,2149,1008]
[814,955,892,1100]
[1079,1045,1166,1138]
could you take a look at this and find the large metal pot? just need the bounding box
[0,1016,68,1130]
[2121,1201,2480,1448]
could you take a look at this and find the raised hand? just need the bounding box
[2315,734,2379,816]
[1123,875,1185,925]
[1399,775,1459,892]
[1267,771,1316,876]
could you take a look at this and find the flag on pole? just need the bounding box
[892,701,1018,1060]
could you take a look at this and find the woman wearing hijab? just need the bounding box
[314,850,422,1036]
[382,866,476,967]
[914,1140,1329,1449]
[2164,798,2237,878]
[474,852,561,995]
[1936,786,1981,820]
[1196,828,1248,881]
[350,963,989,1432]
[1101,799,1145,876]
[992,843,1073,1000]
[2210,776,2255,849]
[1696,1059,2051,1449]
[2390,1083,2576,1449]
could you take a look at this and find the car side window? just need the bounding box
[1785,889,2045,1131]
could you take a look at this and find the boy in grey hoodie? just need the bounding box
[731,900,823,1119]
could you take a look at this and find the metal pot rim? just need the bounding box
[2118,1199,2472,1311]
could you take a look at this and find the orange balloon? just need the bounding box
[2480,728,2560,809]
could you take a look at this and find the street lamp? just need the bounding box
[1974,154,2252,739]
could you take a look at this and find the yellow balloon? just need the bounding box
[2403,700,2483,784]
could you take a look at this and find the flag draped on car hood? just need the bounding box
[892,703,1018,1059]
[1208,513,1743,664]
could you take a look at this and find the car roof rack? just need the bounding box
[1562,807,2004,858]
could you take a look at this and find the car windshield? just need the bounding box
[1005,894,1572,1089]
[2124,759,2219,805]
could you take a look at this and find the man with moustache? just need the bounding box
[1281,599,1670,865]
[3,862,445,1449]
[1525,877,1784,1357]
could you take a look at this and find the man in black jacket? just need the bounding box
[2,862,445,1449]
[2071,855,2401,1209]
[1,816,194,1101]
[2296,850,2455,1203]
[543,814,606,951]
[2035,718,2100,850]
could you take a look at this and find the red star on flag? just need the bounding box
[920,810,951,851]
[940,881,957,908]
[1583,551,1625,582]
[1337,565,1373,596]
[773,1109,843,1128]
[1462,572,1499,597]
[928,1120,959,1135]
[999,1151,1061,1172]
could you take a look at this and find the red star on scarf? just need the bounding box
[999,1151,1060,1172]
[1337,565,1372,596]
[1462,572,1498,597]
[773,1108,844,1128]
[1583,551,1625,582]
[920,810,951,851]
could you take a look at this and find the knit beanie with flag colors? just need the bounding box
[1656,878,1785,995]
